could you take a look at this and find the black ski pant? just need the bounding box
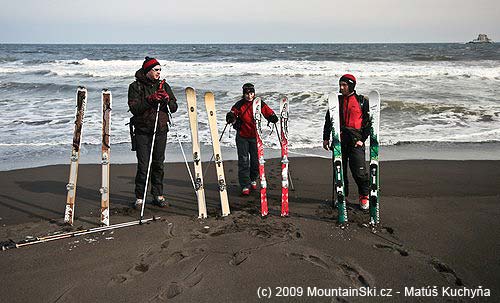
[341,143,369,198]
[236,134,259,188]
[134,130,167,199]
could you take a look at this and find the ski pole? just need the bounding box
[203,122,229,177]
[273,123,281,149]
[3,217,158,250]
[140,103,160,224]
[177,134,197,194]
[274,123,295,191]
[165,106,197,195]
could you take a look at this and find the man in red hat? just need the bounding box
[128,56,178,208]
[323,74,371,209]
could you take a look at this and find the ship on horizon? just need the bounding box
[467,34,493,44]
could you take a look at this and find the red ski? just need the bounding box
[279,97,289,216]
[253,97,268,216]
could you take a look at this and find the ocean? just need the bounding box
[0,43,499,170]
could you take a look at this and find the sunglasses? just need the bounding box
[152,67,161,72]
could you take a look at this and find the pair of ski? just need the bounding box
[328,91,380,227]
[64,87,112,226]
[253,97,289,217]
[185,87,230,218]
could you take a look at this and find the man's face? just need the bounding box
[339,81,350,96]
[244,91,255,101]
[146,65,161,80]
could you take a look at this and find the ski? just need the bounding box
[204,92,230,216]
[64,86,88,226]
[368,90,381,226]
[100,89,112,226]
[185,87,207,218]
[279,97,290,216]
[1,217,158,250]
[253,97,268,216]
[328,94,347,225]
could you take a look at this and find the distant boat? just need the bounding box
[467,34,493,44]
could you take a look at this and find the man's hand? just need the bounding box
[355,141,364,147]
[146,90,169,105]
[226,112,236,124]
[268,114,279,124]
[323,140,330,151]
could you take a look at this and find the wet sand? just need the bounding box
[0,158,499,302]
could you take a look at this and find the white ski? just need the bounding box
[204,92,230,216]
[253,97,268,216]
[100,89,112,226]
[368,90,381,226]
[64,87,88,225]
[328,93,347,225]
[185,87,207,218]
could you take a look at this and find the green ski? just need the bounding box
[368,90,381,226]
[328,93,347,225]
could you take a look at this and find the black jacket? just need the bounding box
[128,69,178,134]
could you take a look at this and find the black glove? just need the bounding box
[268,114,279,124]
[226,112,236,124]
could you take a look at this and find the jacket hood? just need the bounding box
[135,68,155,85]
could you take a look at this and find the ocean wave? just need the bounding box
[0,142,68,147]
[1,58,499,81]
[0,81,77,93]
[30,69,53,75]
[382,100,500,119]
[0,57,18,63]
[391,139,500,146]
[11,119,54,126]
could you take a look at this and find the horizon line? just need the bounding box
[0,41,491,45]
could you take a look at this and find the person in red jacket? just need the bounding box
[226,83,278,195]
[322,74,371,209]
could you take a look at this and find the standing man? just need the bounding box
[226,83,278,195]
[323,74,371,209]
[128,56,178,208]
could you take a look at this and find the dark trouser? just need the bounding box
[134,130,167,199]
[341,143,369,198]
[236,134,259,188]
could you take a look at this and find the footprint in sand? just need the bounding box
[289,252,330,270]
[198,213,300,241]
[155,273,204,300]
[229,250,251,266]
[108,221,205,286]
[373,243,409,256]
[289,252,373,288]
[152,255,207,301]
[430,258,464,286]
[161,240,170,250]
[336,261,371,288]
[368,234,465,287]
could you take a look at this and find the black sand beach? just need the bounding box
[0,158,499,302]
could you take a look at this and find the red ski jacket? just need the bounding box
[323,92,371,145]
[230,98,275,138]
[342,93,364,129]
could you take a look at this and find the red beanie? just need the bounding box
[339,74,356,85]
[142,56,160,73]
[339,74,356,92]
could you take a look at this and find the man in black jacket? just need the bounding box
[323,74,370,209]
[128,57,178,208]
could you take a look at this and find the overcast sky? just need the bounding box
[1,0,499,43]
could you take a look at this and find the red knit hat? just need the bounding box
[142,56,160,73]
[339,74,356,92]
